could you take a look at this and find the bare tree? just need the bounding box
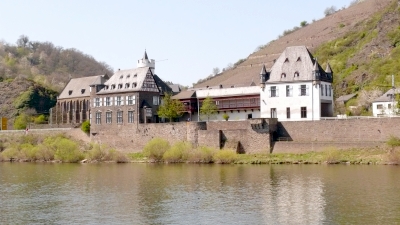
[324,6,337,17]
[16,35,29,48]
[212,67,220,76]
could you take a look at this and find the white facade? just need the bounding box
[137,51,155,73]
[261,81,333,121]
[259,46,334,121]
[372,88,399,117]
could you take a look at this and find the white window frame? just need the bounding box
[128,111,134,123]
[117,111,123,124]
[153,96,160,105]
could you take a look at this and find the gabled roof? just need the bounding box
[172,90,196,100]
[196,86,260,98]
[97,67,159,94]
[169,84,182,93]
[325,63,333,73]
[153,75,173,94]
[267,46,331,83]
[373,88,400,102]
[58,75,107,99]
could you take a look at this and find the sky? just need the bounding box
[1,0,354,86]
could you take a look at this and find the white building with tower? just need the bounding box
[259,46,334,121]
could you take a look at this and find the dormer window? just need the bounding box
[281,73,286,78]
[284,58,289,63]
[125,83,130,88]
[294,72,300,77]
[127,74,130,78]
[296,57,301,62]
[132,82,137,88]
[111,84,116,89]
[120,75,123,79]
[81,89,85,94]
[68,90,73,95]
[133,74,137,77]
[118,84,123,89]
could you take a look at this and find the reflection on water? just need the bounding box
[0,163,399,224]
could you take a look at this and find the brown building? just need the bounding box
[89,51,171,134]
[56,75,108,125]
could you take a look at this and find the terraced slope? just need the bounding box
[194,0,393,88]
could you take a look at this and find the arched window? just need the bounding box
[294,72,299,77]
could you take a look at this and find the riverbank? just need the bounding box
[1,134,399,165]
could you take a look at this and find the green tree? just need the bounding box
[300,21,308,27]
[200,96,218,121]
[81,120,90,134]
[14,113,30,130]
[157,93,185,122]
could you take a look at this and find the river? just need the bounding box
[0,163,399,224]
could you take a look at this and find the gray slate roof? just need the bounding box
[58,75,107,99]
[336,93,357,103]
[97,67,159,94]
[267,46,331,83]
[373,88,400,102]
[172,90,196,100]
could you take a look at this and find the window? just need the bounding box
[128,95,136,105]
[281,73,286,78]
[81,89,85,94]
[284,58,289,63]
[321,85,324,96]
[301,107,307,118]
[118,84,123,89]
[133,74,137,77]
[128,111,134,123]
[270,86,278,97]
[95,112,101,124]
[117,111,123,124]
[300,85,308,96]
[116,96,122,106]
[270,108,277,118]
[296,57,301,62]
[388,104,392,109]
[127,74,130,78]
[68,90,73,95]
[111,84,115,89]
[125,83,130,88]
[287,107,290,119]
[325,85,328,97]
[153,96,160,105]
[95,98,100,107]
[215,100,219,106]
[106,112,112,123]
[329,85,332,96]
[294,72,299,77]
[106,97,111,106]
[377,104,383,109]
[286,85,292,97]
[132,82,137,88]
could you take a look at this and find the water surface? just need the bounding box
[0,163,399,224]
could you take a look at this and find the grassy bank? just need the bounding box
[1,135,400,165]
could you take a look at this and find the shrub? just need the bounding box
[1,147,19,160]
[35,144,55,161]
[86,143,108,161]
[385,150,400,165]
[143,138,170,161]
[81,120,90,134]
[187,146,216,163]
[111,150,129,163]
[13,113,30,130]
[387,136,400,148]
[323,147,341,163]
[213,149,238,164]
[163,141,192,163]
[222,113,229,121]
[34,115,46,124]
[54,139,84,162]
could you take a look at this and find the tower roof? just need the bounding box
[313,59,319,71]
[325,63,332,73]
[260,64,267,75]
[143,50,149,60]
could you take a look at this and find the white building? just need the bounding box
[260,46,334,121]
[372,88,399,117]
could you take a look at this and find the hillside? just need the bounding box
[0,36,113,91]
[0,36,113,126]
[194,0,396,95]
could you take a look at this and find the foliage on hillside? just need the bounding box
[314,1,400,114]
[0,35,113,91]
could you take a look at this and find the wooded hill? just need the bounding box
[194,0,399,115]
[0,36,113,122]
